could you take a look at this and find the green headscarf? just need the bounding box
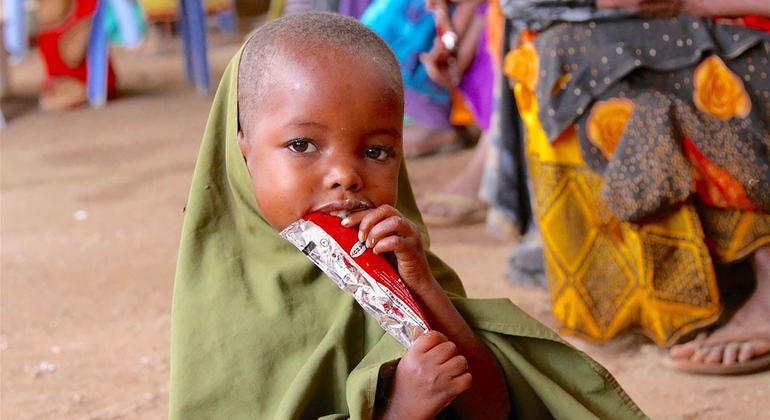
[169,45,647,420]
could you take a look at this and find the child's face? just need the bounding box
[238,47,404,231]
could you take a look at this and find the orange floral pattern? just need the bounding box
[586,98,634,159]
[504,40,539,91]
[693,55,751,120]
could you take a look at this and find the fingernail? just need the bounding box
[341,217,351,226]
[366,238,373,248]
[358,231,365,242]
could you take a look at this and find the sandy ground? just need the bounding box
[2,37,769,420]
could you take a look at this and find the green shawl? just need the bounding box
[168,45,647,420]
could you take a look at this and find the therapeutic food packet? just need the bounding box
[280,212,430,348]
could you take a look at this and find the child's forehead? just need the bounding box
[273,44,388,82]
[238,38,403,135]
[260,46,403,102]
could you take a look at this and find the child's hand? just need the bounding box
[383,331,472,420]
[420,37,455,89]
[341,205,433,294]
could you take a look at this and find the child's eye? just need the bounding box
[287,139,318,154]
[364,147,392,161]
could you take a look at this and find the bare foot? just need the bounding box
[669,247,770,369]
[39,77,87,111]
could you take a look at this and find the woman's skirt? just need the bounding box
[503,18,770,346]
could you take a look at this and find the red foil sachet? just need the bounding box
[280,212,430,347]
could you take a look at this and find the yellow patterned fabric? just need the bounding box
[515,82,770,347]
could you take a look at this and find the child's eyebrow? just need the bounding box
[283,120,400,139]
[363,128,401,139]
[284,120,329,130]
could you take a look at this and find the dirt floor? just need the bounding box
[2,36,769,420]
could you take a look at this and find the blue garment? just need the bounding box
[361,0,450,103]
[105,0,146,47]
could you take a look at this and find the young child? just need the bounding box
[169,12,645,419]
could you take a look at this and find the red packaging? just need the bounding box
[280,212,430,347]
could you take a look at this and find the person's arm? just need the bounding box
[597,0,770,18]
[345,206,510,420]
[683,0,770,17]
[407,274,511,419]
[420,1,484,88]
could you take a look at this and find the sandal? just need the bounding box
[418,193,488,227]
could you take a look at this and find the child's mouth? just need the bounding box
[313,199,373,219]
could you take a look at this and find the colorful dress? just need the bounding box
[501,13,770,346]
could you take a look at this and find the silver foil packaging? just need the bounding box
[280,212,430,348]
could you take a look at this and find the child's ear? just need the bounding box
[237,130,250,158]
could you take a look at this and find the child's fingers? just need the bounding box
[425,340,459,365]
[448,372,473,395]
[442,355,469,378]
[357,205,400,243]
[411,330,448,354]
[365,215,417,249]
[340,208,376,229]
[371,236,418,256]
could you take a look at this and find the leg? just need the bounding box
[402,88,467,159]
[402,120,468,159]
[436,132,488,197]
[418,133,489,227]
[669,246,770,372]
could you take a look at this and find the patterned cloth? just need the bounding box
[500,18,770,346]
[525,18,770,221]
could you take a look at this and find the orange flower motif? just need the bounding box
[693,55,751,120]
[586,98,634,159]
[503,41,539,91]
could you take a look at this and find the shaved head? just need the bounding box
[237,12,403,134]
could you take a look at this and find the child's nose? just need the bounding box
[324,163,363,192]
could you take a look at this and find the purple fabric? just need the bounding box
[404,87,453,130]
[458,10,495,131]
[338,0,371,18]
[458,34,494,130]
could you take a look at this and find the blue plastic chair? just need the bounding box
[86,0,212,107]
[179,0,211,93]
[3,0,27,63]
[87,0,151,107]
[86,0,110,107]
